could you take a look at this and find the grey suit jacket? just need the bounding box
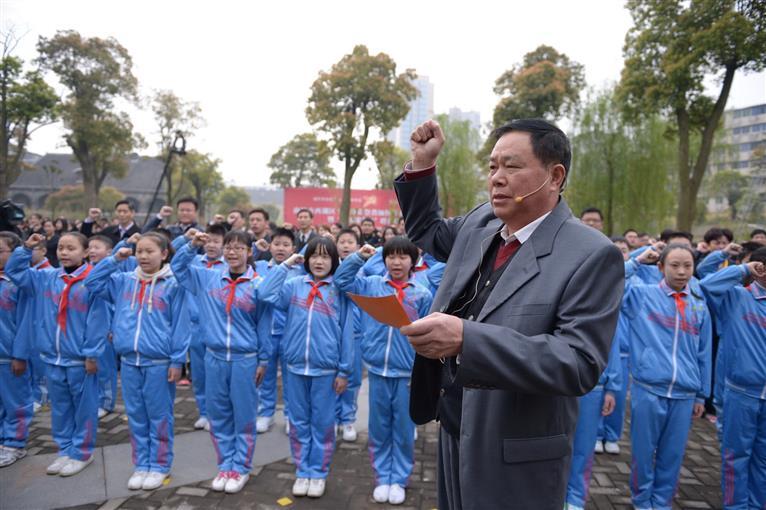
[394,172,624,510]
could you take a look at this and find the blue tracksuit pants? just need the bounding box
[630,384,694,510]
[721,387,766,510]
[368,373,415,487]
[206,353,259,475]
[336,336,362,425]
[566,387,605,507]
[47,364,99,461]
[258,335,289,420]
[97,341,118,412]
[0,362,33,448]
[598,355,629,443]
[121,362,176,474]
[29,348,48,405]
[189,338,206,417]
[286,372,337,479]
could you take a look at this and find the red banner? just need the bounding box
[283,188,400,227]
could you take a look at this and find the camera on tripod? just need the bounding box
[0,200,26,234]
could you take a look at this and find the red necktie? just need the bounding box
[494,239,521,271]
[224,276,252,314]
[207,260,222,269]
[37,260,51,270]
[672,292,687,331]
[386,280,410,304]
[307,281,328,307]
[58,265,92,333]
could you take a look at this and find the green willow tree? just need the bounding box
[435,114,483,217]
[37,30,144,207]
[370,140,409,189]
[180,150,224,219]
[566,89,676,236]
[618,0,766,231]
[306,45,417,224]
[268,133,335,188]
[0,32,58,199]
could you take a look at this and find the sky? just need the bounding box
[3,0,765,190]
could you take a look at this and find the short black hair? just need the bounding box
[610,236,628,244]
[151,228,173,242]
[490,118,571,190]
[303,237,339,276]
[623,228,638,236]
[224,230,253,247]
[579,207,603,220]
[271,227,295,245]
[0,231,21,250]
[205,224,228,238]
[361,217,375,226]
[750,228,766,239]
[229,209,245,217]
[382,236,419,268]
[659,243,695,265]
[60,231,88,250]
[749,246,766,265]
[336,228,360,245]
[114,199,134,211]
[176,196,199,210]
[248,207,270,222]
[88,234,114,249]
[704,227,727,244]
[660,230,693,243]
[739,242,763,262]
[721,228,734,243]
[297,208,313,219]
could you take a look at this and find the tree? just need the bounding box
[370,140,409,189]
[0,31,58,199]
[433,114,483,217]
[216,185,252,215]
[178,150,224,219]
[37,30,144,207]
[708,169,749,220]
[306,45,417,224]
[268,133,336,188]
[492,45,585,128]
[45,185,124,217]
[566,89,677,235]
[151,89,204,204]
[617,0,766,231]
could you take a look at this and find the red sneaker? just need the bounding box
[178,378,191,387]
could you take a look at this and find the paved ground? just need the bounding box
[8,381,725,510]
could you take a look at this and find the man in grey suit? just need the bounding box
[396,118,624,510]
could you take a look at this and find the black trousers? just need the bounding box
[438,427,463,510]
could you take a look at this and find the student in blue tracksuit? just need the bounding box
[362,245,445,297]
[0,232,33,468]
[696,243,743,280]
[335,237,434,506]
[6,232,108,478]
[624,244,712,510]
[596,237,633,455]
[565,330,623,510]
[276,237,353,500]
[254,228,302,434]
[334,228,363,442]
[85,232,190,491]
[26,241,51,410]
[87,234,119,419]
[701,249,766,510]
[172,230,298,494]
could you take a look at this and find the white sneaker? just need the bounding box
[565,504,585,510]
[292,477,310,496]
[59,456,93,477]
[341,424,357,442]
[604,441,620,455]
[285,420,291,435]
[0,447,26,468]
[414,428,418,441]
[194,416,209,430]
[373,484,390,503]
[388,484,406,505]
[307,478,326,498]
[256,416,274,433]
[142,471,167,490]
[33,402,42,413]
[594,440,604,454]
[211,471,229,492]
[46,455,71,475]
[224,472,249,493]
[97,408,108,419]
[127,471,149,490]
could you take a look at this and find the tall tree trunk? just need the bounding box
[675,108,693,231]
[340,157,353,225]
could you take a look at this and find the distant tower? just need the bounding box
[388,74,434,150]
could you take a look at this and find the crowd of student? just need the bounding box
[0,196,764,509]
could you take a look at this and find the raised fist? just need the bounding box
[185,228,199,240]
[724,243,743,257]
[25,233,45,249]
[191,232,209,247]
[254,238,270,253]
[285,253,305,267]
[358,244,377,260]
[747,261,766,278]
[126,233,142,245]
[159,205,174,218]
[88,208,102,220]
[115,247,132,261]
[410,120,445,170]
[637,249,659,265]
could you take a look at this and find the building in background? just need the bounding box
[388,74,434,150]
[707,103,766,220]
[447,107,482,135]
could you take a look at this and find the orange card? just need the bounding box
[348,293,412,328]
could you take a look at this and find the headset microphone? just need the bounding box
[513,174,551,203]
